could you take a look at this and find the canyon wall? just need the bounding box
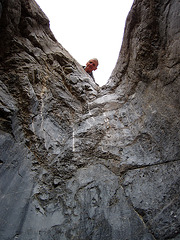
[0,0,179,239]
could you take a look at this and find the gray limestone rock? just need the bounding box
[0,0,179,239]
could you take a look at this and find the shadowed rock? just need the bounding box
[0,0,179,239]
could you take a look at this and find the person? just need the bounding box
[83,58,99,81]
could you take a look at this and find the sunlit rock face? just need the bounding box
[0,0,179,239]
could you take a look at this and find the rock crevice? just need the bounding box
[0,0,179,239]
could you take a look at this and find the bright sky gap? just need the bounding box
[35,0,134,86]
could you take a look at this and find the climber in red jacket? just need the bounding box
[83,58,99,81]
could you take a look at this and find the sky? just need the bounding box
[35,0,134,86]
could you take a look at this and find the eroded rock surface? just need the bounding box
[0,0,179,239]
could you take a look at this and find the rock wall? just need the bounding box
[0,0,179,239]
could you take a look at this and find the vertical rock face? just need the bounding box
[0,0,179,239]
